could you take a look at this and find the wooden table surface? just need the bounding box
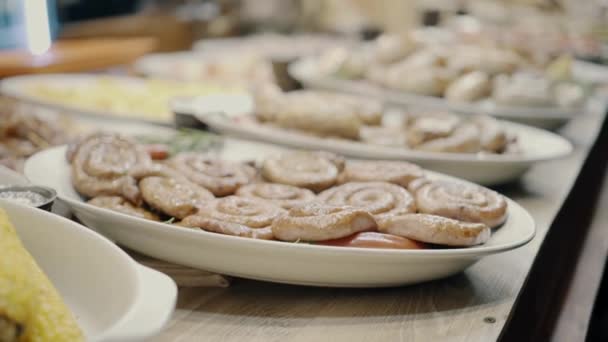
[153,103,608,342]
[0,38,157,77]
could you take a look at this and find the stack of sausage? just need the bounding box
[70,133,508,250]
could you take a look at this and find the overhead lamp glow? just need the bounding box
[24,0,51,55]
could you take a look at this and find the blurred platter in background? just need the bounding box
[0,74,241,125]
[173,93,572,186]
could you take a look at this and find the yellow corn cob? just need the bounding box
[0,208,84,342]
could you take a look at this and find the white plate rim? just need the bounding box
[133,51,275,81]
[133,51,212,77]
[573,59,608,84]
[25,145,536,260]
[192,33,356,61]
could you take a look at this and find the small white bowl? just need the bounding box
[1,201,177,341]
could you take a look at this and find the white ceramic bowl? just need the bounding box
[1,200,177,341]
[172,94,573,186]
[289,57,587,130]
[24,146,535,288]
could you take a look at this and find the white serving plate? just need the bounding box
[25,146,535,288]
[0,200,177,341]
[172,94,573,186]
[289,57,587,130]
[573,59,608,85]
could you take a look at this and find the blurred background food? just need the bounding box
[0,99,72,171]
[1,0,607,62]
[0,0,604,167]
[0,0,607,340]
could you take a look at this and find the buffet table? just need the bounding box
[152,101,608,341]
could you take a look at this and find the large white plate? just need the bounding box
[24,146,535,288]
[0,74,233,125]
[1,201,177,341]
[133,51,274,84]
[193,33,355,61]
[172,94,573,186]
[289,57,587,130]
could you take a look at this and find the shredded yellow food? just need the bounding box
[27,77,237,121]
[0,208,84,342]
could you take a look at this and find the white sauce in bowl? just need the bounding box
[0,190,49,207]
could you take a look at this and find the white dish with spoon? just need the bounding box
[1,200,177,341]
